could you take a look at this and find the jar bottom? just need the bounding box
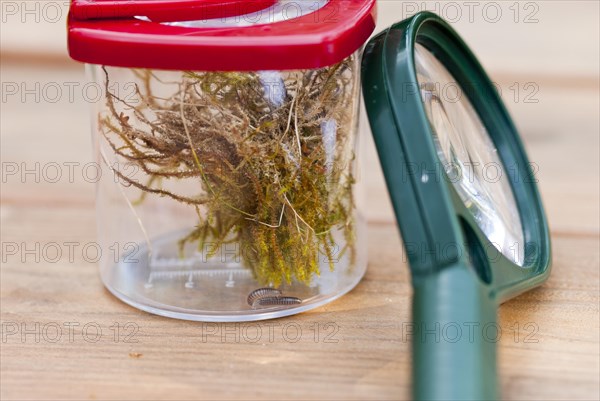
[100,225,367,322]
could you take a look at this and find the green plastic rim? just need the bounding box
[361,11,551,296]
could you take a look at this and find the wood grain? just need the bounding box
[1,57,599,401]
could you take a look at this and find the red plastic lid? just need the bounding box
[68,0,377,71]
[70,0,278,23]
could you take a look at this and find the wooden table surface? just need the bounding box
[1,54,599,400]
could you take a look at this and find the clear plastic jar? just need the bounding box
[69,0,376,321]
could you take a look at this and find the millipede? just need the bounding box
[246,288,282,306]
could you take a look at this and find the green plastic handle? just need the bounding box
[412,263,498,401]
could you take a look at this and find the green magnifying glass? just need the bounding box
[361,12,551,400]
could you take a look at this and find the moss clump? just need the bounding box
[99,56,358,286]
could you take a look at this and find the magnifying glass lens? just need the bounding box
[415,44,524,266]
